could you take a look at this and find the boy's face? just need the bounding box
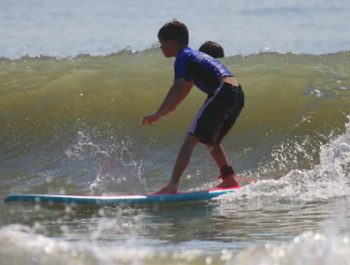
[159,38,178,58]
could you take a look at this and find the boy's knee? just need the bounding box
[184,134,199,146]
[208,143,222,151]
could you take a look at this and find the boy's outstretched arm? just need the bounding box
[142,78,193,125]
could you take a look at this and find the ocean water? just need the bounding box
[1,0,350,58]
[1,1,350,265]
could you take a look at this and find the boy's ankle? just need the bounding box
[220,165,235,176]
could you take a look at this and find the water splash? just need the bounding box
[1,223,350,265]
[221,117,350,207]
[231,230,350,265]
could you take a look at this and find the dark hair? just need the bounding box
[158,20,189,46]
[199,41,224,58]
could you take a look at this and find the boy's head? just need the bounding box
[199,41,224,58]
[158,20,189,46]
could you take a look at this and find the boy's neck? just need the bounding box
[175,45,188,57]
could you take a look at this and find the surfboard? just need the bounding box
[4,187,239,206]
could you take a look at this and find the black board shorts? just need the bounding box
[188,82,244,145]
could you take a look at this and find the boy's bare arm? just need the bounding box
[167,78,193,112]
[142,78,193,125]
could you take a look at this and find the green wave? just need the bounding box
[0,50,349,188]
[1,50,349,136]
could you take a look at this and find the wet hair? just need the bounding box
[158,20,189,46]
[199,41,225,58]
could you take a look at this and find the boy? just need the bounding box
[142,20,244,194]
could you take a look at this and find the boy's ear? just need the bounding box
[169,40,181,49]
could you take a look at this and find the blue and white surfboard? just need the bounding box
[4,188,239,206]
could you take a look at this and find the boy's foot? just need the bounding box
[215,175,240,189]
[153,185,178,195]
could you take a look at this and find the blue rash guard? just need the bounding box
[174,47,233,95]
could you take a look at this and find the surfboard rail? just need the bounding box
[4,188,239,205]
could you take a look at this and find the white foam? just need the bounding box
[221,117,350,205]
[2,224,350,265]
[231,230,350,265]
[0,225,157,265]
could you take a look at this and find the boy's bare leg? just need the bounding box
[209,144,239,188]
[155,134,199,194]
[210,144,230,168]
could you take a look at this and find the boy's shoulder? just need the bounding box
[177,47,210,62]
[182,47,204,56]
[175,47,192,65]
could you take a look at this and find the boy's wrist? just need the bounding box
[155,110,165,118]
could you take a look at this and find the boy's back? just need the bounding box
[174,47,233,95]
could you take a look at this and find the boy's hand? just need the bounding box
[142,113,161,126]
